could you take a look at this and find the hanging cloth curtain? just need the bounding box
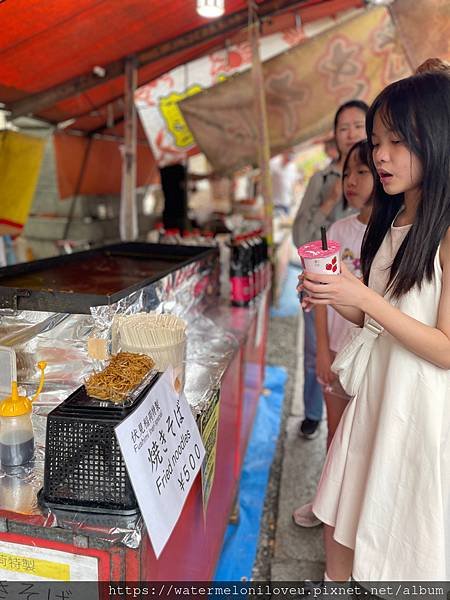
[0,130,45,235]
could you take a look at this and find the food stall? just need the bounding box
[0,242,269,582]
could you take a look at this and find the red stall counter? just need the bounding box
[0,294,269,583]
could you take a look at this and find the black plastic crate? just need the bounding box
[41,375,159,515]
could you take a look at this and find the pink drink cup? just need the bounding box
[297,240,341,275]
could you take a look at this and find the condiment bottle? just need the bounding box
[0,361,46,467]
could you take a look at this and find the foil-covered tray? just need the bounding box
[0,242,219,313]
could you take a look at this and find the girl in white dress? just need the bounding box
[293,140,374,528]
[300,71,450,581]
[316,140,374,450]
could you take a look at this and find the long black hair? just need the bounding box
[361,72,450,298]
[342,139,375,209]
[333,99,369,160]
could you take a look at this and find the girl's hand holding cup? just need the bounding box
[302,262,368,310]
[297,227,341,311]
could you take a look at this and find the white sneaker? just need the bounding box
[292,502,322,528]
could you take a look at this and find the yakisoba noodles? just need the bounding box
[85,351,155,403]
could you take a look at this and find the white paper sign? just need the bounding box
[115,368,205,558]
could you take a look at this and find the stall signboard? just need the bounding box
[134,11,358,167]
[0,541,98,583]
[199,388,220,516]
[115,368,206,558]
[179,7,411,174]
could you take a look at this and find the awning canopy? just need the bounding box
[2,0,447,200]
[0,0,363,134]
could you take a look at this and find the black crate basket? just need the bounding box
[41,375,159,515]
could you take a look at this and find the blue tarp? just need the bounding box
[214,365,288,581]
[270,265,301,318]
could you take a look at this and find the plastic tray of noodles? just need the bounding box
[83,351,157,408]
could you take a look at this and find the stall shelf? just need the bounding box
[0,245,269,583]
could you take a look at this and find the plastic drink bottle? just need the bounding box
[0,362,46,467]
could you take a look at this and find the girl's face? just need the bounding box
[343,151,374,209]
[335,107,367,158]
[371,110,423,199]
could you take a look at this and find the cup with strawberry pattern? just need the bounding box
[297,240,341,276]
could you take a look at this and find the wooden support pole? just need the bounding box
[249,20,273,247]
[120,56,138,242]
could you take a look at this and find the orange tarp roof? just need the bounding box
[0,0,362,130]
[0,0,362,197]
[54,133,158,198]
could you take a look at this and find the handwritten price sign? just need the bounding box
[115,368,205,558]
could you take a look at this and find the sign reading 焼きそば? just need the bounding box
[115,368,206,558]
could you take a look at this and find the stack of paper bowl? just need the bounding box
[115,313,187,393]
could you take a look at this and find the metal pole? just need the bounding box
[120,56,138,241]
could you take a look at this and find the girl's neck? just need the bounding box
[395,189,421,226]
[357,205,372,225]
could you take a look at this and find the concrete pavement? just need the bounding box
[271,309,327,582]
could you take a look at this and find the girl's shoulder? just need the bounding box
[329,213,364,235]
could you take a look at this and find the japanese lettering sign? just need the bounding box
[0,541,98,582]
[115,368,206,558]
[0,580,98,600]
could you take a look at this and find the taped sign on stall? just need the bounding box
[0,540,98,582]
[199,388,220,516]
[115,368,206,558]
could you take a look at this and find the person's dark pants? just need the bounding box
[303,309,324,421]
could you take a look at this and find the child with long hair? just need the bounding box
[300,71,450,580]
[293,140,374,527]
[292,100,368,440]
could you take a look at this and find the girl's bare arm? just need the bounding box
[302,232,450,370]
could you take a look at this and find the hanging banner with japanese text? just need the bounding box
[115,369,206,558]
[179,7,410,174]
[134,10,359,167]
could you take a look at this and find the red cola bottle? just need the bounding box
[230,236,252,307]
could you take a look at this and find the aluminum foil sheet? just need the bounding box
[184,314,238,414]
[0,253,253,549]
[0,409,144,548]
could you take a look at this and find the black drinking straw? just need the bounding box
[321,226,328,251]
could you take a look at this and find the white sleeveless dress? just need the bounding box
[312,222,450,581]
